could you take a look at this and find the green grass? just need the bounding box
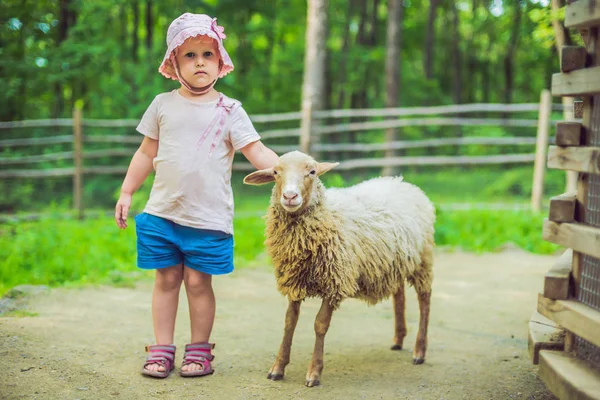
[0,203,560,297]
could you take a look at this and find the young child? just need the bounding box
[114,13,279,378]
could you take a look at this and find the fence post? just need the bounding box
[73,107,84,220]
[531,89,552,212]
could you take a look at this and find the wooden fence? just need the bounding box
[0,93,573,217]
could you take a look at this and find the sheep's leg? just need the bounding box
[391,286,407,350]
[268,299,301,381]
[413,288,431,364]
[305,299,334,387]
[413,244,434,364]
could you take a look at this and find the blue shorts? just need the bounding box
[134,213,234,275]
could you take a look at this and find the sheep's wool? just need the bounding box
[265,176,435,308]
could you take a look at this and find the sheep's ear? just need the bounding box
[317,162,339,176]
[243,168,276,185]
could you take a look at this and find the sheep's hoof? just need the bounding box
[267,372,284,381]
[412,357,425,365]
[305,379,320,387]
[390,344,403,351]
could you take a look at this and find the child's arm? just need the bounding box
[115,137,159,229]
[240,140,279,170]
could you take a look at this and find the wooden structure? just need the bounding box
[529,1,600,398]
[0,100,568,219]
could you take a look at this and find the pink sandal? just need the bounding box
[141,344,176,378]
[180,342,215,377]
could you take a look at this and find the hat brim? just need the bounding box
[159,28,234,80]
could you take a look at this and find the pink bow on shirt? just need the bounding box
[197,94,236,157]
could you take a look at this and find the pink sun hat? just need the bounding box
[159,13,234,80]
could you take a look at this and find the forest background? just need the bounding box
[0,0,578,294]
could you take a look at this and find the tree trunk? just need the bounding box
[347,0,369,155]
[424,0,439,80]
[450,0,462,105]
[503,2,522,105]
[382,0,404,176]
[465,0,479,104]
[53,0,71,118]
[335,0,354,110]
[299,0,328,158]
[120,4,127,57]
[132,0,139,63]
[146,0,153,51]
[350,0,369,111]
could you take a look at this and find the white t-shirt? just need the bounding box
[136,90,260,234]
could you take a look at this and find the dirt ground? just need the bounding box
[0,249,559,400]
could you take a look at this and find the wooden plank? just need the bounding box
[334,154,536,170]
[0,151,73,165]
[539,350,600,400]
[551,66,600,97]
[547,145,600,174]
[565,0,600,29]
[0,119,73,129]
[532,90,552,212]
[561,45,588,72]
[574,100,584,118]
[544,249,573,300]
[528,311,565,365]
[542,219,600,259]
[549,192,577,222]
[555,122,583,146]
[311,137,538,153]
[0,135,73,147]
[537,293,600,348]
[317,118,540,136]
[313,103,555,119]
[0,168,75,178]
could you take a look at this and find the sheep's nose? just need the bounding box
[283,191,298,200]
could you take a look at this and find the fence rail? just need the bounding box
[0,102,567,129]
[1,96,569,216]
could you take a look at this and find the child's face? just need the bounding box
[175,36,220,89]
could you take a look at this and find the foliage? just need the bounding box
[0,202,560,296]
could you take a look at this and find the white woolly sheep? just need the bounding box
[243,151,435,387]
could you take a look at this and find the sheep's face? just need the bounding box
[243,151,339,213]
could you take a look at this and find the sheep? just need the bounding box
[243,151,435,387]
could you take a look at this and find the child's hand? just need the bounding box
[115,193,132,229]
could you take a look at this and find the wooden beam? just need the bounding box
[555,122,583,146]
[560,45,588,72]
[551,66,600,96]
[537,293,600,348]
[539,350,600,400]
[528,311,565,365]
[547,145,600,174]
[549,192,577,222]
[544,249,573,300]
[565,0,600,29]
[574,100,584,118]
[542,219,600,259]
[532,90,553,212]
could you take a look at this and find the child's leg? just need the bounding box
[145,264,184,373]
[181,266,215,373]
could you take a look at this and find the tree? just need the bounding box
[382,0,404,176]
[424,0,439,80]
[300,0,328,157]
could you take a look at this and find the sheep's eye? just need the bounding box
[309,170,316,175]
[273,170,278,175]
